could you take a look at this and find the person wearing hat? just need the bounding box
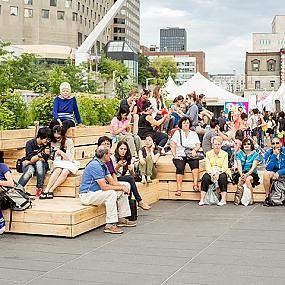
[49,82,83,130]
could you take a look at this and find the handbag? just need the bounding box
[232,155,248,185]
[179,130,205,160]
[16,157,25,173]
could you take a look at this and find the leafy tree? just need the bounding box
[138,53,153,86]
[150,57,178,85]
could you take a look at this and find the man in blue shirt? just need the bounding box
[263,137,285,206]
[79,146,136,234]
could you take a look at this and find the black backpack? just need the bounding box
[268,176,285,206]
[0,182,32,230]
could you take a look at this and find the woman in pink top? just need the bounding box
[110,106,142,157]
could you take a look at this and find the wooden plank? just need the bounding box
[156,172,204,181]
[66,126,109,138]
[0,138,30,150]
[71,135,101,147]
[0,128,35,140]
[3,149,25,159]
[74,145,97,160]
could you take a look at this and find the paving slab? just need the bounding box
[1,201,285,285]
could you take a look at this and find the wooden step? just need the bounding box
[66,126,109,137]
[2,198,106,237]
[2,181,159,237]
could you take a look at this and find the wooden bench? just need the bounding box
[156,155,266,202]
[0,126,266,237]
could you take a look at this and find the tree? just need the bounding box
[138,53,153,86]
[150,57,178,85]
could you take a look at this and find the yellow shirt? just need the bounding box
[205,149,230,176]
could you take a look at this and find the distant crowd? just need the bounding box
[1,82,285,235]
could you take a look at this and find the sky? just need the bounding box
[140,0,284,74]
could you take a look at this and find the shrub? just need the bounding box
[0,92,31,129]
[30,93,55,126]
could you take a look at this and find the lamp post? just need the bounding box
[112,70,117,97]
[146,77,155,90]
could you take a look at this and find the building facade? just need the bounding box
[0,0,140,52]
[253,15,285,52]
[209,73,245,94]
[160,27,187,52]
[113,0,140,52]
[245,51,281,91]
[142,50,206,85]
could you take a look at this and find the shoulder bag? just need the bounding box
[179,130,204,160]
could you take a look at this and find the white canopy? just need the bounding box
[275,83,285,110]
[260,90,276,111]
[164,76,178,99]
[171,72,242,105]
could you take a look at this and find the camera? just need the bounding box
[50,147,56,160]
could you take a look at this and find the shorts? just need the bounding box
[172,157,199,175]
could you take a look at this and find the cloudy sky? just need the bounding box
[140,0,283,74]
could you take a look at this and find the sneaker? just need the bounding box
[141,176,146,184]
[104,225,124,234]
[198,201,205,206]
[146,176,152,183]
[117,218,137,227]
[35,187,43,198]
[217,200,227,206]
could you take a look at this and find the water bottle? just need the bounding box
[0,210,6,235]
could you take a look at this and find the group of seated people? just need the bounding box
[1,83,285,235]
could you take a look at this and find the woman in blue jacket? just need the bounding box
[49,82,83,130]
[263,137,285,206]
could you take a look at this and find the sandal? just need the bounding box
[39,192,48,199]
[193,184,200,192]
[46,192,54,199]
[175,190,182,196]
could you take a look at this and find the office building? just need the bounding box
[209,73,245,94]
[142,50,206,85]
[253,15,285,52]
[160,27,187,52]
[0,0,140,52]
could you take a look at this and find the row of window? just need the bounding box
[251,59,277,71]
[254,80,275,90]
[259,39,285,46]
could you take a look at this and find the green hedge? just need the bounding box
[0,93,120,129]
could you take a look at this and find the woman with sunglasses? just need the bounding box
[111,141,151,210]
[234,138,260,205]
[40,125,79,199]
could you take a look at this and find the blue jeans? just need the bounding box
[18,160,48,188]
[258,129,264,148]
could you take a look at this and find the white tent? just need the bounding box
[164,76,178,99]
[175,72,242,105]
[275,83,285,110]
[257,91,276,111]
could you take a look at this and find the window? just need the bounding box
[82,4,84,12]
[24,8,33,18]
[42,9,49,18]
[255,81,261,90]
[24,0,33,4]
[114,18,125,24]
[10,6,18,16]
[50,0,57,7]
[57,11,64,20]
[77,2,80,11]
[270,81,275,88]
[65,0,72,8]
[72,12,77,21]
[78,32,82,46]
[0,6,1,15]
[267,59,276,71]
[251,59,260,71]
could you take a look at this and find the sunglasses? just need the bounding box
[243,143,251,146]
[272,142,280,145]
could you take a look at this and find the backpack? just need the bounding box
[269,176,285,206]
[0,182,32,230]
